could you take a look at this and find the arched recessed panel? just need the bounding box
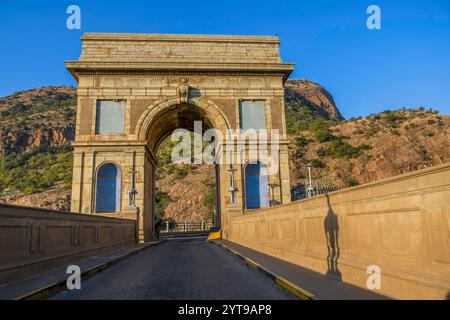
[95,163,121,213]
[245,162,270,209]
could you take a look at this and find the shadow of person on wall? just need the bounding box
[324,194,342,281]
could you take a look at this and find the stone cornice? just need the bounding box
[81,32,281,44]
[65,61,295,82]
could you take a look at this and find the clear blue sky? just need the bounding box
[1,0,449,118]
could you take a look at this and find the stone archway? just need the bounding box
[137,97,231,236]
[66,33,294,242]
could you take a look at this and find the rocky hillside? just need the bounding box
[285,79,344,122]
[0,81,449,219]
[0,87,75,210]
[288,108,450,194]
[0,86,75,156]
[283,80,450,194]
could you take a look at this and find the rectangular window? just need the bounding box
[239,100,266,131]
[95,100,125,134]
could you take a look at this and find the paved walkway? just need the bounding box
[214,239,389,300]
[51,237,296,300]
[0,242,156,300]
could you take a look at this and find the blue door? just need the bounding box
[245,162,270,209]
[95,163,121,212]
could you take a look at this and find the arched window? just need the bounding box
[245,162,270,209]
[95,163,121,213]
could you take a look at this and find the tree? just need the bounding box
[202,178,216,221]
[203,188,216,221]
[0,179,4,200]
[155,190,171,221]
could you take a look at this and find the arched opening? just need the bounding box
[145,103,215,152]
[245,161,270,209]
[143,102,225,234]
[95,163,121,213]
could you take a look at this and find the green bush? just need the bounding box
[325,140,370,159]
[173,165,191,179]
[371,114,381,120]
[316,147,328,157]
[344,177,360,187]
[310,158,326,169]
[200,178,217,221]
[0,145,73,195]
[314,128,335,143]
[294,135,310,148]
[155,190,171,221]
[1,94,75,122]
[203,188,217,221]
[383,111,400,128]
[309,119,336,142]
[285,100,336,135]
[0,179,5,199]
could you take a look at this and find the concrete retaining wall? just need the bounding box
[227,163,450,299]
[0,204,137,284]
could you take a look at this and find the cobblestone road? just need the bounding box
[51,237,295,300]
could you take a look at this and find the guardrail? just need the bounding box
[291,177,339,201]
[161,221,214,233]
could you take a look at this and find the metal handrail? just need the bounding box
[160,220,214,233]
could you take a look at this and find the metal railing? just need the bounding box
[160,220,214,233]
[291,177,339,201]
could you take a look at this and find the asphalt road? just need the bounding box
[51,236,295,300]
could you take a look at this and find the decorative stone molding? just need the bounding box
[178,78,190,103]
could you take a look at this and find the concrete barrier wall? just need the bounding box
[0,204,137,284]
[227,163,450,299]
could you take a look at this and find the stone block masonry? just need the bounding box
[0,204,136,283]
[227,163,450,300]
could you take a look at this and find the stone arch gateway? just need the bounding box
[66,33,294,241]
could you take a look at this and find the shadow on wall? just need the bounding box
[324,194,342,281]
